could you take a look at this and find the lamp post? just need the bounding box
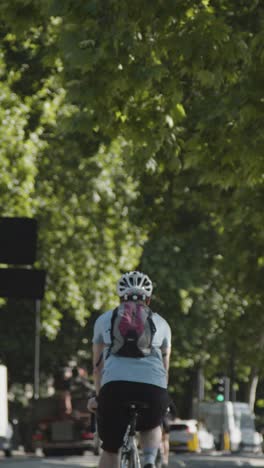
[34,299,41,400]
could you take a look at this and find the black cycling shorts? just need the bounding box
[97,381,169,453]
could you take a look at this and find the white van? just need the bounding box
[0,365,12,457]
[195,401,262,453]
[196,401,240,451]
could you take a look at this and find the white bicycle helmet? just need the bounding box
[117,271,153,300]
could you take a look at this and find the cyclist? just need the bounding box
[88,271,171,468]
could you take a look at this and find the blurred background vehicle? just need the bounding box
[233,402,263,454]
[169,418,214,453]
[30,396,94,456]
[197,420,215,451]
[195,401,263,453]
[17,365,96,456]
[0,365,13,457]
[195,401,240,451]
[0,421,13,457]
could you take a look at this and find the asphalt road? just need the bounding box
[1,451,264,468]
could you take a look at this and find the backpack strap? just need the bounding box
[147,311,157,349]
[105,306,119,360]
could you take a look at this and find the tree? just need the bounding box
[1,0,264,409]
[0,13,144,383]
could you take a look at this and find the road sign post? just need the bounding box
[0,217,46,400]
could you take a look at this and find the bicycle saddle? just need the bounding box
[126,400,150,410]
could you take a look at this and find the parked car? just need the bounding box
[169,419,214,452]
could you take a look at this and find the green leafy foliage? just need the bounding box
[0,0,264,410]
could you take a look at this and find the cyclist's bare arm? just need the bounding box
[93,343,105,395]
[88,343,105,413]
[161,346,171,384]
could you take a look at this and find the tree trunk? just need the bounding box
[247,368,259,412]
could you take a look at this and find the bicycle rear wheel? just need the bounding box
[155,448,162,468]
[120,448,141,468]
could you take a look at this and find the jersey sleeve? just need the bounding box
[161,321,171,349]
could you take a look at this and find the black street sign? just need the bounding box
[0,217,37,265]
[0,268,46,299]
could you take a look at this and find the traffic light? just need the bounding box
[215,377,225,402]
[213,376,230,402]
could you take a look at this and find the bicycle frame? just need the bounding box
[120,404,141,468]
[120,402,163,468]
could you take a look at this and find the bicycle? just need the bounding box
[120,401,162,468]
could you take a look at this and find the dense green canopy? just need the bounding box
[0,0,263,411]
